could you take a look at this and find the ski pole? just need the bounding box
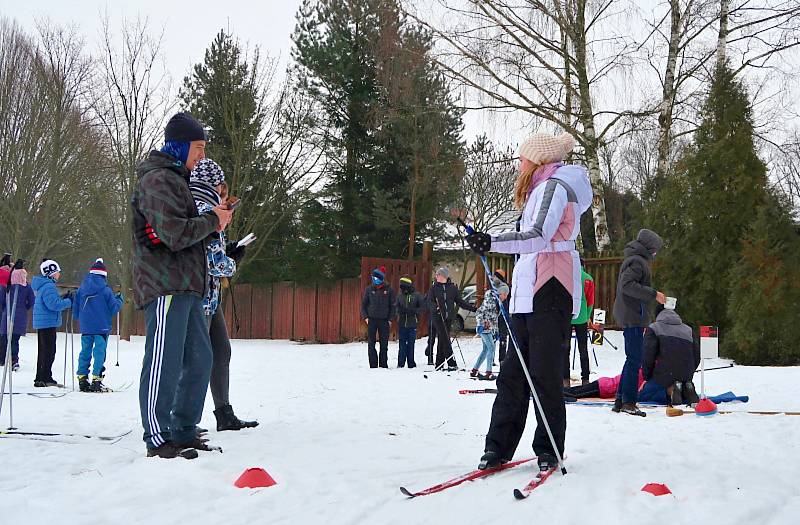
[438,309,467,368]
[0,287,19,427]
[69,310,75,391]
[115,312,120,367]
[459,218,567,475]
[62,312,68,387]
[694,364,733,373]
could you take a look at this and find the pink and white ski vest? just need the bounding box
[491,165,593,317]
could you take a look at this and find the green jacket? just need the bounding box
[131,151,219,308]
[572,268,594,325]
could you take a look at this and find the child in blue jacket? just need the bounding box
[74,259,123,392]
[32,259,72,387]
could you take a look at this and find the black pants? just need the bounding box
[564,381,600,398]
[425,316,436,364]
[433,316,456,368]
[35,327,58,382]
[208,309,232,410]
[484,278,572,460]
[562,324,591,381]
[367,319,389,368]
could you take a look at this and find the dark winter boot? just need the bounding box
[89,378,110,393]
[537,453,558,472]
[478,451,502,470]
[175,437,222,453]
[470,368,479,378]
[479,372,496,381]
[33,380,46,388]
[147,442,199,460]
[620,403,646,417]
[670,382,684,406]
[611,397,622,413]
[682,381,700,405]
[214,405,259,432]
[78,375,91,392]
[43,379,60,387]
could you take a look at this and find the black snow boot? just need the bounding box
[620,403,646,417]
[537,453,558,472]
[78,375,91,392]
[175,437,222,453]
[670,382,684,406]
[214,404,259,432]
[147,442,199,460]
[478,451,503,470]
[682,381,700,405]
[611,397,622,413]
[90,378,110,393]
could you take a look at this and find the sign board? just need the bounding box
[700,326,719,359]
[665,296,677,310]
[592,309,606,326]
[591,330,604,346]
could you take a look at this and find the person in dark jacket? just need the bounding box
[361,267,396,368]
[426,267,476,371]
[32,259,73,387]
[425,279,437,365]
[1,268,35,371]
[640,305,700,406]
[132,112,233,459]
[611,229,666,416]
[396,276,425,368]
[494,269,511,364]
[73,259,123,392]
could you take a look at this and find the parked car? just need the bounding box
[453,285,477,332]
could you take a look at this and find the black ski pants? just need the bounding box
[35,327,57,383]
[433,316,456,368]
[498,320,508,363]
[425,315,436,364]
[367,318,389,368]
[484,278,572,460]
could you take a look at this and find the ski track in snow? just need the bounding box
[1,332,798,525]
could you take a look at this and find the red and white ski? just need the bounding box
[513,467,557,500]
[400,457,535,498]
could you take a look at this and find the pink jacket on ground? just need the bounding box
[491,165,593,317]
[598,369,644,398]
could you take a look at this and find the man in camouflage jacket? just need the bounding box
[131,112,232,458]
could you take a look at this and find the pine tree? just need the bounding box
[724,194,800,365]
[655,65,768,331]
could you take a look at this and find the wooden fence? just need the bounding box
[36,252,622,340]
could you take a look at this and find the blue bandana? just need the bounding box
[161,140,190,165]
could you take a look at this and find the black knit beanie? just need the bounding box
[164,112,207,142]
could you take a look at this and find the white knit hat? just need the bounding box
[519,132,575,165]
[40,259,61,278]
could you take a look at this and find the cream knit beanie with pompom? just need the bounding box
[518,132,575,165]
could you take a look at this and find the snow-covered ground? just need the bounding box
[1,331,798,525]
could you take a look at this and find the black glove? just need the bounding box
[226,241,246,264]
[465,231,491,256]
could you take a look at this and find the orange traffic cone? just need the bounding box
[234,468,277,489]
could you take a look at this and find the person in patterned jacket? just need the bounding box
[188,158,257,432]
[470,281,510,380]
[131,112,233,459]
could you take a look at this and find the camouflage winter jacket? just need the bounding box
[131,151,219,309]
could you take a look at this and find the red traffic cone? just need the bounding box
[641,483,672,496]
[695,397,718,417]
[234,468,277,489]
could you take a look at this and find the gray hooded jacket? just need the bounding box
[612,229,663,327]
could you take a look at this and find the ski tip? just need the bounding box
[513,488,527,500]
[399,487,416,498]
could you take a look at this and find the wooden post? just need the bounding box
[421,240,433,263]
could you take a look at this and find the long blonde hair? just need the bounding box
[513,163,542,209]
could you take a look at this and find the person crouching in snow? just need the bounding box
[32,259,73,387]
[396,276,425,368]
[639,304,700,406]
[73,259,123,392]
[189,158,258,431]
[465,132,593,473]
[470,282,509,381]
[611,229,667,416]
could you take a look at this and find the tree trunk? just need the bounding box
[654,0,682,191]
[717,0,730,70]
[408,152,420,259]
[572,2,612,250]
